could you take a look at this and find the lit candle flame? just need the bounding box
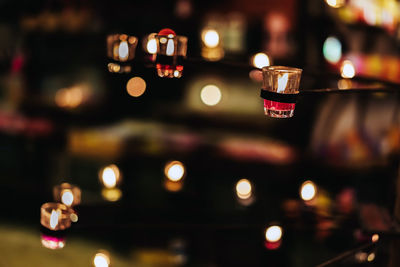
[61,189,74,206]
[236,179,252,200]
[277,73,289,93]
[165,161,185,182]
[166,39,175,56]
[101,164,120,189]
[49,209,60,230]
[118,41,129,61]
[146,38,157,54]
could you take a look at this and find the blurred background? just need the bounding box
[0,0,400,266]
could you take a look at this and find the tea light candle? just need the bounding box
[40,203,72,231]
[53,183,81,207]
[260,66,302,118]
[106,34,138,73]
[155,28,187,78]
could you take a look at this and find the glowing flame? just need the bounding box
[93,252,110,267]
[252,53,270,69]
[101,165,120,189]
[166,39,175,56]
[118,41,129,61]
[49,209,60,230]
[202,29,220,48]
[300,180,317,201]
[165,161,185,182]
[341,60,355,78]
[146,38,157,54]
[277,73,289,93]
[265,225,282,242]
[236,179,252,199]
[61,189,74,206]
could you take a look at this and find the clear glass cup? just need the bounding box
[261,66,302,118]
[155,34,187,78]
[106,34,138,73]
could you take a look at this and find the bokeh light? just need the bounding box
[300,180,317,201]
[165,161,185,182]
[200,84,222,106]
[236,179,252,200]
[323,36,342,64]
[93,251,110,267]
[99,164,121,189]
[325,0,345,8]
[252,53,270,69]
[202,29,220,48]
[367,253,375,262]
[146,34,157,54]
[265,225,283,243]
[372,234,379,242]
[340,60,355,78]
[55,86,83,109]
[61,189,74,206]
[126,77,146,97]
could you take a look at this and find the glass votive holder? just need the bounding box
[106,34,138,73]
[155,31,187,78]
[40,203,72,231]
[261,66,302,118]
[53,183,81,207]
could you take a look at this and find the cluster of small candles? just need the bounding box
[38,158,381,259]
[107,29,187,78]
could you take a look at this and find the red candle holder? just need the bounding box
[155,29,187,78]
[261,66,302,118]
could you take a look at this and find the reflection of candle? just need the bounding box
[40,203,72,231]
[41,234,65,250]
[53,183,81,207]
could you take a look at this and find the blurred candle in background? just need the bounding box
[99,164,123,202]
[106,34,138,73]
[53,182,81,207]
[164,160,186,192]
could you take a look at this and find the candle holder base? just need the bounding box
[264,108,294,118]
